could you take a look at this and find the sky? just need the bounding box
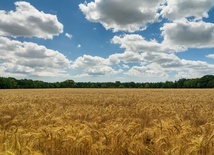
[0,0,214,82]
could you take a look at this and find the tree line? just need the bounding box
[0,75,214,89]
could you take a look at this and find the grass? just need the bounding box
[0,89,213,155]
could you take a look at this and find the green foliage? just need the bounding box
[0,77,17,89]
[0,75,214,89]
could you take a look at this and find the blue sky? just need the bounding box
[0,0,214,82]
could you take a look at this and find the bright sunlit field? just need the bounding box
[0,89,214,155]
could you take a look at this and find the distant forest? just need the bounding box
[0,75,214,89]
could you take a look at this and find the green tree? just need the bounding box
[115,81,121,88]
[119,84,125,88]
[60,80,75,88]
[0,77,17,89]
[199,75,214,88]
[101,83,107,88]
[144,83,150,88]
[207,79,214,88]
[176,78,186,88]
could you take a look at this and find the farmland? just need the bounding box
[0,89,214,155]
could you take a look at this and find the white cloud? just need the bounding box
[111,20,214,55]
[71,55,122,76]
[65,33,72,39]
[126,63,169,78]
[0,1,63,39]
[77,0,214,81]
[122,64,130,69]
[161,19,214,49]
[109,31,214,79]
[161,0,214,20]
[109,51,142,64]
[79,0,165,32]
[77,44,81,48]
[175,68,213,80]
[73,73,90,78]
[0,37,71,77]
[112,34,179,53]
[206,54,214,59]
[1,1,212,82]
[79,0,214,33]
[109,48,214,80]
[147,53,213,78]
[141,52,182,68]
[141,52,214,73]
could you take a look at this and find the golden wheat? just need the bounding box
[0,89,213,155]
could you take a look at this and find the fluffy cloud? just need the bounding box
[141,52,182,68]
[161,0,214,20]
[79,0,214,32]
[125,52,214,80]
[109,51,142,64]
[112,34,179,53]
[126,63,169,78]
[0,1,63,39]
[0,37,70,77]
[77,0,214,80]
[122,64,130,69]
[112,20,214,54]
[65,33,72,39]
[141,52,214,72]
[79,0,164,32]
[175,64,214,79]
[109,31,214,79]
[77,44,81,48]
[71,55,122,76]
[206,54,214,59]
[161,19,214,49]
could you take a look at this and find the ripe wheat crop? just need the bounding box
[0,89,213,155]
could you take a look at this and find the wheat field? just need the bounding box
[0,89,213,155]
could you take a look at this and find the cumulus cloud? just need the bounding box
[109,51,142,64]
[77,44,81,48]
[65,33,72,39]
[161,0,214,20]
[122,64,130,69]
[161,19,214,49]
[79,0,165,32]
[109,31,214,79]
[1,0,212,81]
[141,52,182,68]
[112,34,179,53]
[77,0,214,80]
[79,0,214,32]
[112,20,214,54]
[0,37,71,77]
[126,52,214,79]
[175,59,214,79]
[71,55,122,76]
[126,63,169,78]
[141,52,214,72]
[0,1,63,39]
[206,54,214,59]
